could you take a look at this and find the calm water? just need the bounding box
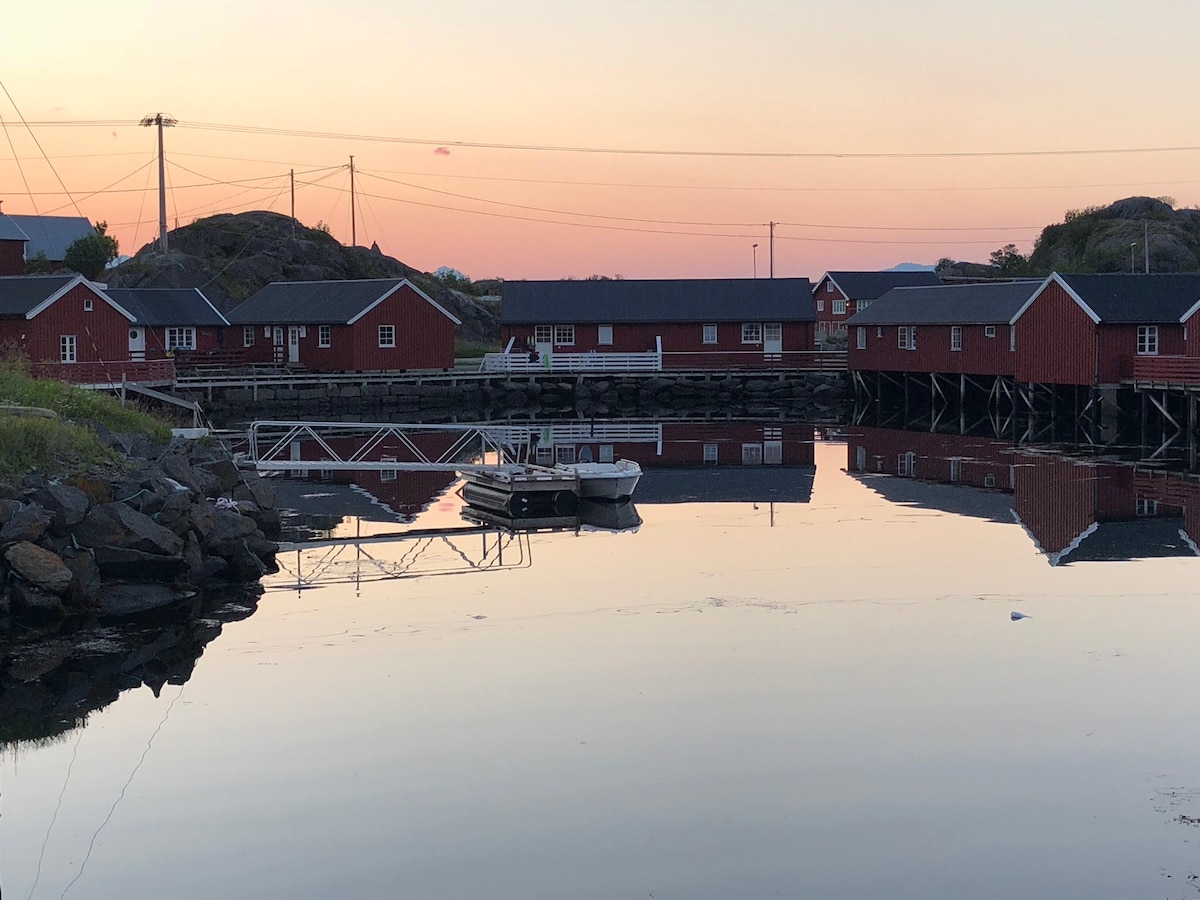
[3,434,1200,899]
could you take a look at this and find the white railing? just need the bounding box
[480,352,662,373]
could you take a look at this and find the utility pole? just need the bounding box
[769,221,776,278]
[1144,220,1150,273]
[139,113,176,252]
[290,169,296,237]
[349,155,356,247]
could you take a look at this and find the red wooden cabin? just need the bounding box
[812,271,941,345]
[1011,274,1200,387]
[227,279,460,371]
[500,278,815,369]
[104,287,230,363]
[846,281,1038,377]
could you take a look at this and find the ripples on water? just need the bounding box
[3,422,1199,899]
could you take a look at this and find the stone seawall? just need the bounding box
[187,371,852,423]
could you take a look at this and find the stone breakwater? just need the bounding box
[191,371,851,422]
[0,429,279,626]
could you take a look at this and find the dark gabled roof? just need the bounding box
[845,281,1040,326]
[0,274,79,316]
[822,270,942,300]
[1054,273,1200,324]
[5,215,95,260]
[501,278,815,324]
[103,288,229,327]
[0,213,28,243]
[225,279,460,326]
[1057,518,1198,564]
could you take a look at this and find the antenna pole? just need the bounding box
[769,221,775,279]
[349,155,356,247]
[290,169,296,236]
[139,113,177,252]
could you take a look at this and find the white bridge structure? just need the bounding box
[245,419,664,473]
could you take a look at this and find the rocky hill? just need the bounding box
[106,212,500,345]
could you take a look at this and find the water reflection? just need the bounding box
[847,426,1200,565]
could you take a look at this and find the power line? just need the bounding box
[0,80,86,220]
[179,119,1200,160]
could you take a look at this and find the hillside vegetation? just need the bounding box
[107,212,500,345]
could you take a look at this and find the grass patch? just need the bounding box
[0,359,174,479]
[454,339,501,359]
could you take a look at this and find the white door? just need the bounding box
[273,326,285,363]
[128,327,145,361]
[288,326,301,364]
[764,322,783,355]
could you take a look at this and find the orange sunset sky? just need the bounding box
[2,0,1198,281]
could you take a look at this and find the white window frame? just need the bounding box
[742,443,763,465]
[855,446,867,471]
[856,326,867,350]
[1137,325,1159,356]
[83,298,93,312]
[857,299,872,313]
[898,326,915,350]
[555,445,576,464]
[554,324,575,346]
[536,446,554,465]
[597,325,613,346]
[949,457,962,482]
[1136,497,1158,517]
[832,299,847,316]
[985,325,997,338]
[763,441,783,465]
[319,324,332,348]
[534,325,552,345]
[702,323,718,344]
[599,445,614,463]
[166,327,195,351]
[816,299,825,312]
[826,281,834,293]
[703,443,718,464]
[741,323,762,344]
[898,451,916,477]
[243,325,255,347]
[951,326,962,352]
[984,473,997,488]
[60,334,77,363]
[380,455,397,483]
[378,324,396,348]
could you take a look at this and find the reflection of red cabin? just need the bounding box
[1011,274,1198,386]
[501,278,816,367]
[228,279,460,371]
[846,427,1013,487]
[846,281,1036,377]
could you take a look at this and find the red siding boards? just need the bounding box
[813,276,849,342]
[846,428,1013,487]
[502,322,812,356]
[1185,306,1200,358]
[0,241,24,277]
[548,423,815,468]
[849,323,1016,376]
[4,282,132,364]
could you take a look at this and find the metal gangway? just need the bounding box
[244,420,664,473]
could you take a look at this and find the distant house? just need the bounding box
[846,281,1038,377]
[103,287,230,360]
[0,212,29,276]
[226,279,461,371]
[499,278,815,369]
[0,211,96,272]
[1010,273,1200,387]
[812,271,942,344]
[0,274,133,367]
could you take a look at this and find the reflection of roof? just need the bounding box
[1041,517,1198,565]
[823,271,942,300]
[846,281,1038,326]
[635,466,815,503]
[502,278,815,324]
[5,215,95,259]
[105,288,229,327]
[227,279,460,325]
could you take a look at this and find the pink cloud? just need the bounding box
[434,147,451,156]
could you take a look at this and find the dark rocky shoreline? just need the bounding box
[1,428,279,628]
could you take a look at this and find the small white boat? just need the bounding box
[555,459,643,500]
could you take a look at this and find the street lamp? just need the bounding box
[752,244,759,278]
[1130,242,1137,274]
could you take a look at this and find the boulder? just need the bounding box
[5,541,74,596]
[104,503,184,556]
[0,503,51,547]
[32,483,91,534]
[8,579,67,619]
[198,459,241,494]
[156,490,195,536]
[97,583,188,617]
[72,506,127,549]
[91,546,190,581]
[62,548,102,604]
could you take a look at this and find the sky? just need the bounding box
[1,0,1198,281]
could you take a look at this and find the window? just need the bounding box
[856,446,867,471]
[898,326,916,350]
[856,326,867,349]
[857,299,872,313]
[826,281,834,293]
[555,445,576,463]
[742,443,763,465]
[166,327,195,350]
[816,299,825,312]
[380,455,397,483]
[985,325,997,338]
[817,321,828,334]
[742,323,762,344]
[949,457,962,482]
[534,325,552,345]
[599,445,614,463]
[763,441,783,465]
[1136,498,1159,517]
[832,299,847,315]
[703,443,719,464]
[984,473,997,488]
[1137,325,1159,355]
[597,325,613,345]
[319,325,332,348]
[554,324,575,345]
[83,298,93,312]
[702,324,718,344]
[951,326,962,351]
[1010,327,1016,352]
[536,446,554,465]
[60,335,77,363]
[897,451,916,477]
[243,325,255,348]
[378,325,396,348]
